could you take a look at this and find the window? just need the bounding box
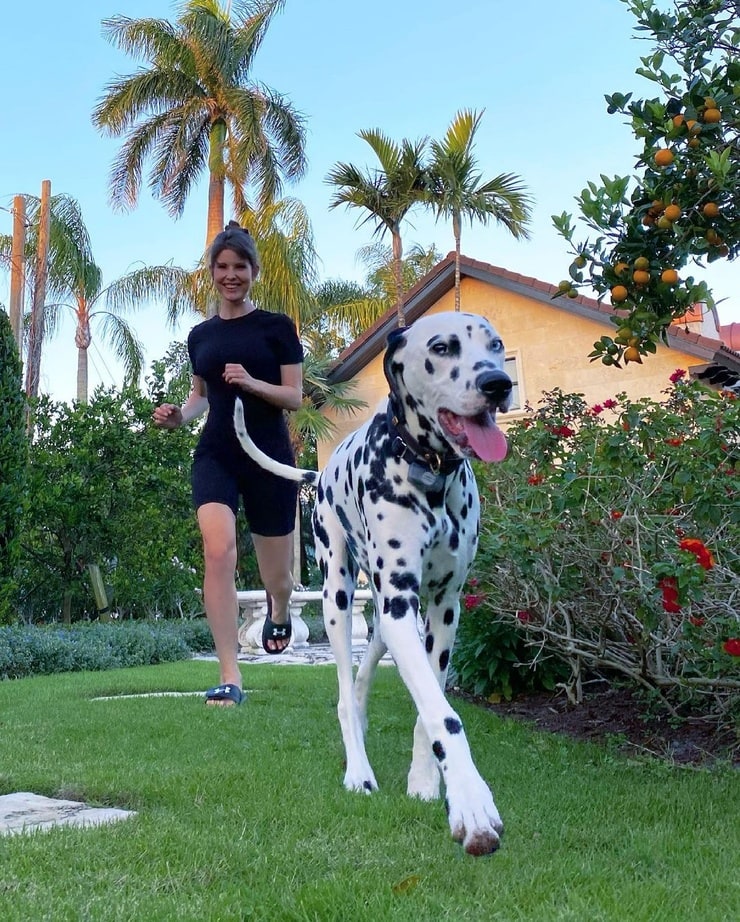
[505,354,521,411]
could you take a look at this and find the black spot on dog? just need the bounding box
[391,571,419,595]
[425,633,434,653]
[335,589,349,611]
[439,649,450,671]
[390,596,410,619]
[433,740,446,761]
[389,539,401,549]
[424,358,434,375]
[444,717,463,735]
[443,607,455,626]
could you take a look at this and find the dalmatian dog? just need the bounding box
[234,312,512,855]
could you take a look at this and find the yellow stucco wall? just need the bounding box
[317,278,707,467]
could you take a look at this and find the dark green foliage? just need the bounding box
[0,619,214,680]
[0,308,27,624]
[19,387,202,621]
[452,609,568,700]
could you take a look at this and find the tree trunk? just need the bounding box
[9,195,25,352]
[392,227,405,327]
[25,179,51,403]
[206,120,227,317]
[453,212,462,312]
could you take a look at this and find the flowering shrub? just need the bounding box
[465,377,739,731]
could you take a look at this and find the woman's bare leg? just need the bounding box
[197,502,242,702]
[252,532,294,652]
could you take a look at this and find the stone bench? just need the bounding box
[235,588,373,654]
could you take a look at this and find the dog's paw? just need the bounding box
[446,782,504,856]
[343,773,378,795]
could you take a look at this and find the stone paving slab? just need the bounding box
[0,792,135,837]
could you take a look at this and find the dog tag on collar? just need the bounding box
[408,460,445,492]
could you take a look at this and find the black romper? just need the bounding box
[187,309,304,536]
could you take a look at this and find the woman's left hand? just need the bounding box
[223,363,256,393]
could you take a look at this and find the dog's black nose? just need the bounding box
[476,370,512,403]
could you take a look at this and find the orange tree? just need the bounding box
[552,0,739,367]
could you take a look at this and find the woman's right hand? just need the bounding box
[152,403,183,429]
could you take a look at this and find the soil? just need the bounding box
[453,682,739,768]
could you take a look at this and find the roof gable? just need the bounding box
[329,253,740,382]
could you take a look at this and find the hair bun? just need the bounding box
[224,220,251,236]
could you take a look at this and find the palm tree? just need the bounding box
[427,109,534,310]
[326,129,429,327]
[91,0,306,261]
[0,194,177,403]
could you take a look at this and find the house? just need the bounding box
[317,253,740,466]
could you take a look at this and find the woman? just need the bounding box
[153,222,303,706]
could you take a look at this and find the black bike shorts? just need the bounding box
[191,452,298,537]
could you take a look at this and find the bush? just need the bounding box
[0,308,27,624]
[0,619,214,680]
[464,376,739,730]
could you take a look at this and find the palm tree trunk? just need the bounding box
[392,228,405,327]
[453,211,462,312]
[206,120,228,317]
[75,314,91,403]
[76,347,89,404]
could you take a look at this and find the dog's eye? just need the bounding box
[490,338,504,353]
[431,342,449,355]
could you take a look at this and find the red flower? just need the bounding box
[610,510,623,520]
[664,437,683,447]
[669,368,686,384]
[463,593,485,611]
[688,616,705,627]
[722,638,740,657]
[516,610,533,623]
[527,473,544,486]
[679,537,715,570]
[658,577,681,613]
[590,404,604,415]
[603,398,617,410]
[467,577,479,588]
[548,424,575,438]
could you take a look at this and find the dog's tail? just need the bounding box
[233,398,319,486]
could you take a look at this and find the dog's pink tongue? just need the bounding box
[463,416,508,462]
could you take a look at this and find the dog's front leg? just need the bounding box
[379,600,503,855]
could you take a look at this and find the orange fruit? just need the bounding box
[611,285,629,303]
[664,204,682,221]
[672,114,685,128]
[634,256,650,270]
[706,229,723,245]
[654,148,674,167]
[657,216,673,229]
[642,214,656,227]
[614,261,629,276]
[704,97,717,109]
[649,200,665,215]
[686,119,699,132]
[702,202,719,218]
[623,346,643,364]
[703,107,721,123]
[688,138,701,149]
[717,244,730,257]
[661,269,679,285]
[633,269,651,286]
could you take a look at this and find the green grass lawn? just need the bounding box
[0,661,737,921]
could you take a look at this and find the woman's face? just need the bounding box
[211,247,257,304]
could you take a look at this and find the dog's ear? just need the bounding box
[383,327,409,390]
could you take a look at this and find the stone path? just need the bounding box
[0,792,135,837]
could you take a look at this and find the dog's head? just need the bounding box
[384,312,511,462]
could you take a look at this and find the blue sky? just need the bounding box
[1,0,737,402]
